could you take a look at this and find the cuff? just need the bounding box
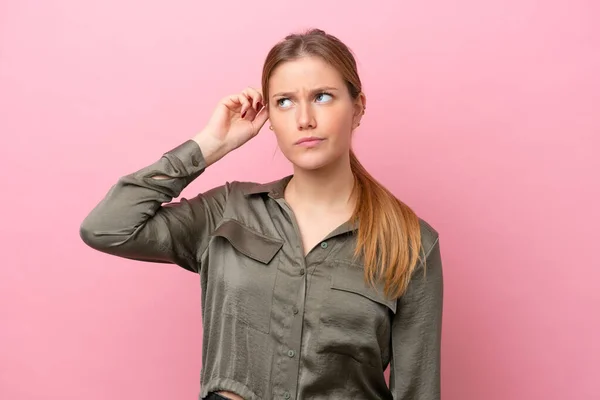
[163,139,207,175]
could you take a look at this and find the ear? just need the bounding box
[352,92,367,130]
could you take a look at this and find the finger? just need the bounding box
[243,106,258,121]
[222,94,242,110]
[222,94,250,115]
[244,87,262,107]
[252,106,270,132]
[241,89,255,110]
[251,87,264,109]
[242,87,263,110]
[238,95,252,117]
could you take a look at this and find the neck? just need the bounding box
[285,154,356,212]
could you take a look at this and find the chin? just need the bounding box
[287,151,338,171]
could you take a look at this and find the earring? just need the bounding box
[269,126,273,130]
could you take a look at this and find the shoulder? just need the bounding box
[418,217,440,258]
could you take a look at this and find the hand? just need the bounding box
[194,87,269,165]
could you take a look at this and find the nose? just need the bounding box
[296,102,316,130]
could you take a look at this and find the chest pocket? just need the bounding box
[210,219,283,334]
[317,260,397,367]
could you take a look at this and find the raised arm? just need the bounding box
[79,140,227,272]
[80,86,270,272]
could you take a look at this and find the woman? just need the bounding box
[80,29,443,400]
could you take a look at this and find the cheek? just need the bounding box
[270,115,299,148]
[324,111,354,143]
[271,128,295,155]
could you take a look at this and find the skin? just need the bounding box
[268,56,367,255]
[193,56,366,400]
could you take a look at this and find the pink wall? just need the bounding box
[1,1,598,399]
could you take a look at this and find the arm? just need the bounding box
[79,139,227,273]
[389,237,444,400]
[80,86,269,272]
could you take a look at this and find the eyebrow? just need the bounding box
[271,86,339,98]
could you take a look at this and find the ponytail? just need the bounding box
[349,150,424,299]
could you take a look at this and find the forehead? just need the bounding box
[268,56,344,91]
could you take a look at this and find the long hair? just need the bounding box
[261,29,423,299]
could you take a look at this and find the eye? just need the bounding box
[315,92,333,103]
[277,98,292,108]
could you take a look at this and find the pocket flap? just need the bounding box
[331,261,397,314]
[211,219,283,264]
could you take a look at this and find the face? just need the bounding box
[267,56,365,171]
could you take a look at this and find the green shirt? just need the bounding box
[80,140,444,400]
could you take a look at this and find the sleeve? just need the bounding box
[79,140,228,273]
[389,236,444,400]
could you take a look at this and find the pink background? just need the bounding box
[1,1,598,399]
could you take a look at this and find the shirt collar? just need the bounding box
[242,175,293,199]
[242,174,359,235]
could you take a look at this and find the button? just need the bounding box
[299,269,305,276]
[287,349,295,358]
[292,306,299,315]
[284,392,291,399]
[320,241,328,249]
[191,157,199,167]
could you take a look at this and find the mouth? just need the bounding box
[295,136,325,146]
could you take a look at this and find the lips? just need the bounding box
[295,137,324,145]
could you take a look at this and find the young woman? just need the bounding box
[80,29,444,400]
